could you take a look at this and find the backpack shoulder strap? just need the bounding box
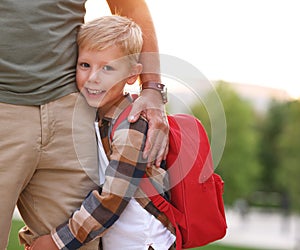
[110,94,138,139]
[139,177,185,250]
[110,104,132,140]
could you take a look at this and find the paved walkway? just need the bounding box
[218,208,300,250]
[14,207,300,250]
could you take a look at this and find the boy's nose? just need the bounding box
[89,69,101,84]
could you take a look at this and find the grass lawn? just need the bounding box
[8,219,264,250]
[8,220,25,250]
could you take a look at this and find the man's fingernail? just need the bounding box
[128,115,135,121]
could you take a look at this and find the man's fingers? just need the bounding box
[143,125,169,166]
[162,142,169,161]
[153,134,169,167]
[128,97,144,123]
[127,89,169,166]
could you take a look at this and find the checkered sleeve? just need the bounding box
[51,118,148,249]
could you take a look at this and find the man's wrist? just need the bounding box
[141,81,168,104]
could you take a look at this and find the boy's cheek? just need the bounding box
[76,77,86,90]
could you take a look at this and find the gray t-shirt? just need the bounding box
[0,0,87,105]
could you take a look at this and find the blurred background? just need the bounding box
[9,0,300,249]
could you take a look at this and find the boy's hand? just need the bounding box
[27,234,58,250]
[128,88,169,167]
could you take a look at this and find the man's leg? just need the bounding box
[0,103,41,249]
[18,93,100,249]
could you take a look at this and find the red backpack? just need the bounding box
[111,105,227,250]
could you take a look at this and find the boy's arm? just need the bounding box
[30,192,131,249]
[107,0,169,166]
[31,118,149,250]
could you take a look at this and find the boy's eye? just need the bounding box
[103,65,114,71]
[80,62,90,68]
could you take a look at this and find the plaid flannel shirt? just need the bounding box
[51,95,173,249]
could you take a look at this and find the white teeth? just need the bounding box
[87,88,104,95]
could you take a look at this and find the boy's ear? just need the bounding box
[127,63,143,85]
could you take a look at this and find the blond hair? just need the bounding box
[77,15,143,64]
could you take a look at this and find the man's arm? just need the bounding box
[106,0,160,83]
[106,0,169,166]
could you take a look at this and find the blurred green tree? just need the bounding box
[257,100,286,192]
[191,81,262,205]
[275,100,300,212]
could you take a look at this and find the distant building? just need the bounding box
[226,82,290,113]
[165,78,291,114]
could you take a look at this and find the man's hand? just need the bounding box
[26,235,58,250]
[128,89,169,167]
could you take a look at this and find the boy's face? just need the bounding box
[76,45,140,109]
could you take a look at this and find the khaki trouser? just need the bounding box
[0,93,100,249]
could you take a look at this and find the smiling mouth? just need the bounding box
[86,88,105,95]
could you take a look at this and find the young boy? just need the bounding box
[28,15,175,250]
